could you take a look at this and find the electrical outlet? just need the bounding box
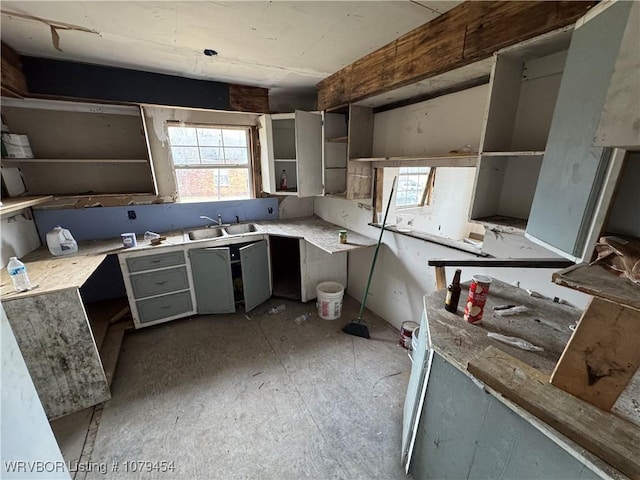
[268,207,273,214]
[128,210,137,220]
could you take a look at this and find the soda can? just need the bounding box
[463,275,492,324]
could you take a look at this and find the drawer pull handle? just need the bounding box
[155,281,168,285]
[150,259,162,264]
[160,305,171,310]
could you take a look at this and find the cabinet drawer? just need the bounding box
[130,266,189,299]
[126,251,185,273]
[136,291,193,324]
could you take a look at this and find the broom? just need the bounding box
[343,176,397,339]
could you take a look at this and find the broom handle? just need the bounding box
[358,176,397,319]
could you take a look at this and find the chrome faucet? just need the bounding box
[200,215,221,227]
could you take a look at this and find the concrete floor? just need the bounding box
[53,295,412,479]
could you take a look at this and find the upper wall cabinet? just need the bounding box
[258,111,323,197]
[525,1,635,261]
[323,104,374,200]
[1,98,156,197]
[469,26,573,229]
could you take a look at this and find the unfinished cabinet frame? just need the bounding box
[470,27,573,228]
[1,97,157,197]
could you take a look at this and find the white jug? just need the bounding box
[46,226,78,256]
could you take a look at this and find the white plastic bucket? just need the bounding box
[316,281,345,320]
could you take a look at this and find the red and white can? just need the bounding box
[463,275,492,324]
[399,321,419,349]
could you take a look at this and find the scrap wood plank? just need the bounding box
[468,346,640,479]
[550,296,640,411]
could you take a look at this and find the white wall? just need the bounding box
[1,212,41,268]
[1,305,70,479]
[313,85,591,329]
[314,196,590,330]
[374,84,487,241]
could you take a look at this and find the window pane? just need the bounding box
[222,129,247,147]
[224,147,249,164]
[175,168,250,202]
[200,147,224,164]
[171,147,200,165]
[396,167,430,207]
[168,126,197,146]
[197,128,223,147]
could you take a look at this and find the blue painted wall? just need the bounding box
[33,198,279,242]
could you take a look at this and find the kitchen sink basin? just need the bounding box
[223,223,259,235]
[186,227,226,241]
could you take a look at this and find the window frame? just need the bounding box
[166,122,254,202]
[395,166,432,209]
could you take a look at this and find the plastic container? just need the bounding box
[396,214,415,232]
[316,281,345,320]
[46,226,78,256]
[7,257,31,292]
[121,233,137,248]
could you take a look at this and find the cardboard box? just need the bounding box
[2,133,33,158]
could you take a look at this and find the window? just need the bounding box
[396,167,431,208]
[167,125,252,202]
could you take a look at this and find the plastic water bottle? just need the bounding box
[7,257,31,292]
[268,304,286,314]
[294,313,312,325]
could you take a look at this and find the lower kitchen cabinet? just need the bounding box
[119,245,196,328]
[189,239,271,314]
[269,235,347,302]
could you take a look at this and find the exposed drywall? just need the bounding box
[1,305,70,479]
[314,195,590,329]
[278,197,314,219]
[0,211,41,267]
[33,198,278,242]
[142,106,261,199]
[374,84,487,241]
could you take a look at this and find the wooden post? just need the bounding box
[435,266,447,291]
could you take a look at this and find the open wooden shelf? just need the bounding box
[351,153,477,168]
[481,151,545,157]
[473,215,528,233]
[325,136,348,143]
[2,158,148,164]
[553,263,640,311]
[0,195,53,216]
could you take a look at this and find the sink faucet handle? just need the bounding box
[235,215,240,224]
[217,214,222,225]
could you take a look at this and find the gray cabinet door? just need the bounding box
[190,247,235,314]
[402,308,434,474]
[295,110,323,197]
[526,2,632,259]
[240,240,271,312]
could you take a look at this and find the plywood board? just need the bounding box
[553,263,640,311]
[3,289,110,419]
[550,296,640,411]
[468,346,640,480]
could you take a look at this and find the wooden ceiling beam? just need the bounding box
[317,1,596,111]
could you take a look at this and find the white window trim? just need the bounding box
[166,123,254,202]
